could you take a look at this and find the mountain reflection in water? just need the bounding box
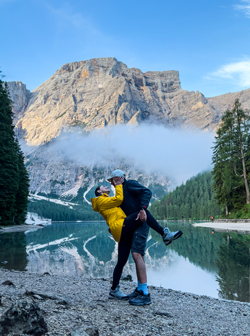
[0,221,249,303]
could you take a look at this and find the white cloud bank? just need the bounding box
[39,125,214,186]
[205,58,250,88]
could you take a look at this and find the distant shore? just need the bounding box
[193,220,250,233]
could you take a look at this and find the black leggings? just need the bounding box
[111,210,164,289]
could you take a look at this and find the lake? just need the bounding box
[0,221,249,303]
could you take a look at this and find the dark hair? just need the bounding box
[95,186,101,197]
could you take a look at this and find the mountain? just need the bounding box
[8,57,221,146]
[207,88,250,117]
[7,57,250,217]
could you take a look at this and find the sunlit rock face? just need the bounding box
[9,57,219,146]
[207,88,250,119]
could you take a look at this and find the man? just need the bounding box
[107,169,182,306]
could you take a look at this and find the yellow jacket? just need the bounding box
[91,185,126,242]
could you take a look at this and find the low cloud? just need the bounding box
[32,125,214,187]
[205,58,250,88]
[234,0,250,18]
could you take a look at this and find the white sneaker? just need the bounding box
[109,285,128,300]
[162,227,183,246]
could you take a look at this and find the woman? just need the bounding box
[91,177,174,300]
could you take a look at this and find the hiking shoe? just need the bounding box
[127,288,141,299]
[109,285,128,300]
[162,227,183,246]
[129,291,151,306]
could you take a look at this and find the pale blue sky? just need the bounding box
[1,0,250,97]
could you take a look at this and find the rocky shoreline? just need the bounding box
[0,269,250,335]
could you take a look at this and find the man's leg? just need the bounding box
[128,222,151,305]
[132,252,147,284]
[130,222,150,295]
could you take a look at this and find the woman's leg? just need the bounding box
[145,210,164,235]
[124,211,164,236]
[111,234,132,290]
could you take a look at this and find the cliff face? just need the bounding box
[207,88,250,118]
[7,81,31,121]
[11,57,218,146]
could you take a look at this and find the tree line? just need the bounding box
[0,75,29,226]
[150,171,221,220]
[28,200,102,221]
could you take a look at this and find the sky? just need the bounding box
[1,0,250,97]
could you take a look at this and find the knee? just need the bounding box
[132,252,143,262]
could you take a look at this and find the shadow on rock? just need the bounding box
[0,298,48,335]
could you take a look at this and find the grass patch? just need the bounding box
[55,108,69,120]
[70,120,87,128]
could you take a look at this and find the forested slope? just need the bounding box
[150,171,221,220]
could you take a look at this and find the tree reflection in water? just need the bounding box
[25,222,136,278]
[0,232,28,271]
[216,233,250,302]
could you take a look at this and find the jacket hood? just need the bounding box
[91,197,99,212]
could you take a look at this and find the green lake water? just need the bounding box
[0,221,250,303]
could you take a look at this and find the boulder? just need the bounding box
[0,298,48,335]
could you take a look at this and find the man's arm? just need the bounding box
[98,185,123,210]
[126,180,152,209]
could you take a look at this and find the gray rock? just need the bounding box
[0,298,48,335]
[26,290,69,305]
[154,311,173,317]
[121,274,133,282]
[207,88,250,120]
[85,327,99,336]
[2,280,15,286]
[7,81,31,128]
[9,57,219,146]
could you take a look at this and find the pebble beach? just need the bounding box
[0,269,250,336]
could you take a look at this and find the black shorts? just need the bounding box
[130,221,149,256]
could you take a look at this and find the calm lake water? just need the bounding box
[0,221,250,303]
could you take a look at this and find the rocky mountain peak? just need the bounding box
[9,57,218,146]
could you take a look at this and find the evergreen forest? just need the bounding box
[0,76,29,226]
[28,199,102,221]
[150,171,221,220]
[212,99,250,218]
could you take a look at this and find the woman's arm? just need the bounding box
[97,184,123,210]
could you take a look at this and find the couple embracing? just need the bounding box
[91,169,183,306]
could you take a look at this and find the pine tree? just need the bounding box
[0,77,29,225]
[232,99,250,204]
[212,100,250,214]
[14,139,30,224]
